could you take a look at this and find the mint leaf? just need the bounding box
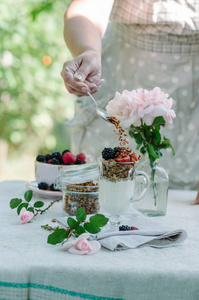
[10,198,22,209]
[152,116,166,126]
[76,207,86,222]
[17,203,28,215]
[89,214,109,227]
[47,229,69,245]
[84,222,101,234]
[67,217,79,230]
[24,190,33,202]
[33,201,44,208]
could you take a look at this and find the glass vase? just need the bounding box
[133,155,169,216]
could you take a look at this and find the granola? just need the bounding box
[62,181,99,215]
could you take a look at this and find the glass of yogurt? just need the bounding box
[99,159,149,225]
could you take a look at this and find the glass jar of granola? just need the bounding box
[54,164,99,215]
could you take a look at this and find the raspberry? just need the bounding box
[75,157,83,164]
[102,147,115,160]
[52,152,62,160]
[62,152,76,164]
[130,152,138,162]
[38,182,48,190]
[47,159,52,164]
[36,154,45,162]
[51,158,60,165]
[77,153,86,163]
[130,226,139,231]
[115,156,131,162]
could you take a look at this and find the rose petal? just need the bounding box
[68,246,90,255]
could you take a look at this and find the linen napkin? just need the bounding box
[56,210,187,251]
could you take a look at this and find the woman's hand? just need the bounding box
[61,50,104,97]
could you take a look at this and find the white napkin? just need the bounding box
[56,210,187,251]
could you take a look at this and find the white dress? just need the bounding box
[67,0,199,190]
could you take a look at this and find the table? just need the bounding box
[0,180,199,300]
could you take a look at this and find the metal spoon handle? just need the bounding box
[65,67,98,107]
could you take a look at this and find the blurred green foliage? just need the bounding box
[0,0,75,156]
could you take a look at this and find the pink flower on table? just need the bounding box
[106,87,176,127]
[63,233,101,255]
[19,207,34,224]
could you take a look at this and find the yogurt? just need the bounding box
[99,179,135,215]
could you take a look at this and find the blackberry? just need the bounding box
[36,154,45,162]
[68,162,75,165]
[38,182,48,190]
[52,151,62,160]
[102,147,116,160]
[51,158,60,165]
[75,157,82,164]
[113,147,120,157]
[45,153,52,161]
[62,149,70,155]
[119,225,131,231]
[50,183,56,191]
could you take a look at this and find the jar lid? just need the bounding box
[59,163,99,184]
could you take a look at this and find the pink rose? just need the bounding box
[106,90,142,127]
[19,207,34,224]
[106,87,176,127]
[63,233,101,255]
[136,87,176,126]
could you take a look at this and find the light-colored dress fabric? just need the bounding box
[67,0,199,190]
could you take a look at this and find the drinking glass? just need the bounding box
[99,159,149,226]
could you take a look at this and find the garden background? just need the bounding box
[0,0,74,181]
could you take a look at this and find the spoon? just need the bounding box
[65,67,112,124]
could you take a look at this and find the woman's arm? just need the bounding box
[61,0,114,97]
[64,0,114,57]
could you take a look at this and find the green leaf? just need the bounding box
[47,229,69,245]
[136,143,142,150]
[163,137,171,144]
[10,198,22,209]
[24,190,33,202]
[75,207,86,222]
[17,203,28,215]
[67,217,79,230]
[134,134,143,144]
[75,225,86,237]
[147,144,160,159]
[152,116,166,126]
[33,201,44,208]
[27,207,34,214]
[89,214,109,227]
[153,129,161,143]
[145,129,152,137]
[84,222,101,234]
[129,126,138,132]
[129,130,135,139]
[140,146,147,155]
